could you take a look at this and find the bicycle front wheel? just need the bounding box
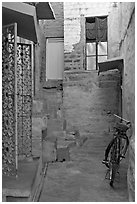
[119,135,129,161]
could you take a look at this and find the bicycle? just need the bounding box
[102,114,131,187]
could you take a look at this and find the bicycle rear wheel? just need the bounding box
[109,163,118,187]
[109,137,119,187]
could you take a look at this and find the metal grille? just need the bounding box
[2,23,32,176]
[17,43,32,157]
[2,23,17,176]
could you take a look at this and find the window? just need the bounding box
[86,16,107,70]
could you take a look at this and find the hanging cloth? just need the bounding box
[86,16,107,42]
[97,17,107,42]
[86,21,96,42]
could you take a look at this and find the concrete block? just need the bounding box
[42,128,47,141]
[47,119,63,133]
[2,193,6,202]
[56,147,70,162]
[98,81,118,88]
[2,159,39,202]
[65,133,75,141]
[42,139,57,163]
[32,139,42,157]
[52,130,66,140]
[57,139,76,149]
[76,136,88,147]
[6,196,29,202]
[32,100,43,115]
[32,117,47,133]
[63,119,67,130]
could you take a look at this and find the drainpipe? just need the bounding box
[14,23,18,177]
[119,62,123,118]
[95,17,98,70]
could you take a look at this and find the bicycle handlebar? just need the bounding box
[114,114,130,124]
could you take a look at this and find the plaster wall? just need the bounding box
[107,3,120,58]
[118,3,135,201]
[34,25,46,94]
[64,2,110,53]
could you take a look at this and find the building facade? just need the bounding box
[64,2,135,201]
[118,3,135,201]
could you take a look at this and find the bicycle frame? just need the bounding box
[103,114,131,187]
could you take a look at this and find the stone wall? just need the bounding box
[37,2,64,87]
[118,2,135,201]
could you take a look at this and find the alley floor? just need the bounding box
[39,70,129,202]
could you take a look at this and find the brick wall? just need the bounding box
[39,2,64,38]
[118,2,135,201]
[36,2,64,87]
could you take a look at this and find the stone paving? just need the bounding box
[39,70,129,202]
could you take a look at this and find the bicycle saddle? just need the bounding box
[114,122,129,132]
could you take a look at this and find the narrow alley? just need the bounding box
[2,2,135,202]
[39,70,128,202]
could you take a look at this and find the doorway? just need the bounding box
[46,38,64,80]
[86,16,107,70]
